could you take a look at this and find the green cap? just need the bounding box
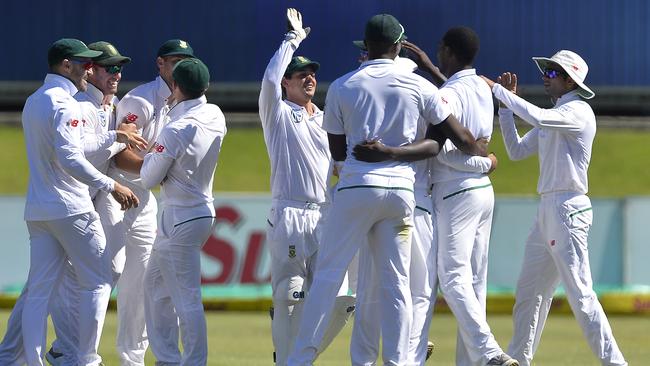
[47,38,102,66]
[88,41,131,66]
[352,40,367,51]
[364,14,407,44]
[172,58,210,93]
[284,56,320,76]
[157,39,195,58]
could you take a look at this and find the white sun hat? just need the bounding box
[532,50,595,99]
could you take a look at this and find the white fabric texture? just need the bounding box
[323,58,450,182]
[288,187,414,366]
[495,85,626,365]
[22,74,114,221]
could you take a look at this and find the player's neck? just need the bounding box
[286,97,315,115]
[445,64,472,78]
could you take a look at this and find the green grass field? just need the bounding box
[0,125,649,196]
[0,310,647,365]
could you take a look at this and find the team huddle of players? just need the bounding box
[0,6,629,366]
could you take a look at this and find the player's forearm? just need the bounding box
[498,108,537,160]
[57,144,115,192]
[140,153,173,190]
[84,131,117,154]
[437,148,492,173]
[420,64,447,87]
[114,148,144,174]
[328,133,347,162]
[386,140,440,162]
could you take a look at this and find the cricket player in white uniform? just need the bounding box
[141,57,226,366]
[482,51,628,366]
[346,53,439,366]
[91,39,195,366]
[289,14,485,366]
[0,38,138,366]
[428,28,516,366]
[46,41,147,366]
[260,9,354,365]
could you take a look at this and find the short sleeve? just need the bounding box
[421,86,451,126]
[323,82,345,135]
[116,94,152,131]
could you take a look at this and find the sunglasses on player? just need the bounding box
[102,65,123,74]
[69,58,93,70]
[543,68,567,79]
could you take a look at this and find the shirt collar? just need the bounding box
[359,58,396,68]
[444,68,477,85]
[555,89,581,107]
[44,73,78,96]
[284,99,322,115]
[167,95,207,120]
[155,76,172,100]
[81,82,105,106]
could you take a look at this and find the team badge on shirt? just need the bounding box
[98,110,107,127]
[290,110,303,124]
[288,245,296,258]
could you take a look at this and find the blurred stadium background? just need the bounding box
[0,0,648,364]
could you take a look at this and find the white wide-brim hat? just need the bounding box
[532,50,594,99]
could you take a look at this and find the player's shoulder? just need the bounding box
[118,92,153,113]
[122,80,158,103]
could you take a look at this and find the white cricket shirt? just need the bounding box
[76,83,125,197]
[494,85,595,195]
[22,74,115,221]
[141,96,226,210]
[324,58,450,188]
[111,76,171,185]
[259,38,330,204]
[431,69,494,184]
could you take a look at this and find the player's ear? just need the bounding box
[156,56,164,70]
[281,76,290,89]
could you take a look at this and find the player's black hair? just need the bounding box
[442,26,480,65]
[178,83,205,99]
[365,40,399,59]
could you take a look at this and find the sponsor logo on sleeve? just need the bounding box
[153,142,165,153]
[126,112,139,123]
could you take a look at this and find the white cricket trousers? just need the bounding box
[508,192,627,366]
[350,190,436,366]
[49,187,156,366]
[288,184,414,366]
[0,287,27,365]
[433,177,500,365]
[144,204,215,366]
[267,200,322,366]
[24,212,111,365]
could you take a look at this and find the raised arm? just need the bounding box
[258,8,311,127]
[484,72,586,132]
[498,108,539,161]
[401,41,447,87]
